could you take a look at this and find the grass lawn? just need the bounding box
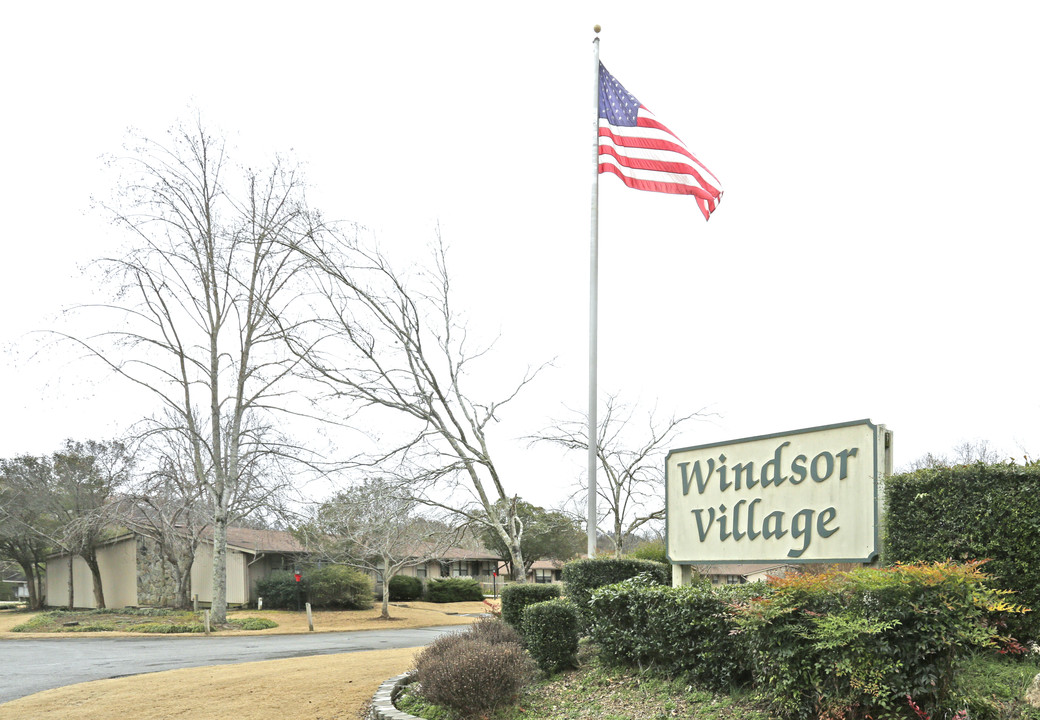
[0,600,487,637]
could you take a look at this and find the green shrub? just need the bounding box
[563,557,669,628]
[500,582,560,630]
[304,565,372,609]
[739,562,1023,720]
[128,622,204,633]
[627,539,668,564]
[522,598,579,675]
[885,462,1040,640]
[425,577,484,603]
[233,617,278,631]
[388,574,424,601]
[254,570,302,609]
[413,628,535,718]
[588,576,757,690]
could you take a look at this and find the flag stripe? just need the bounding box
[598,156,719,200]
[599,134,721,196]
[600,163,718,218]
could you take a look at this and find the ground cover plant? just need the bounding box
[11,608,278,633]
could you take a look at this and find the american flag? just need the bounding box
[598,62,723,221]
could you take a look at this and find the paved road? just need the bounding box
[0,625,465,704]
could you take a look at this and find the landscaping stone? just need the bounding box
[1025,673,1040,708]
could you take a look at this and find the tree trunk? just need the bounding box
[83,550,106,609]
[211,511,229,623]
[380,571,391,620]
[175,559,194,610]
[34,561,45,609]
[16,560,39,610]
[508,539,527,583]
[67,555,74,610]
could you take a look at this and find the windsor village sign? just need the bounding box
[666,419,892,578]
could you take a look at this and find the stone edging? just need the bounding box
[370,672,420,720]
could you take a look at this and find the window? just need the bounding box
[416,567,427,579]
[451,561,470,577]
[534,569,554,584]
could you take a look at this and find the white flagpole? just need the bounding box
[587,26,601,558]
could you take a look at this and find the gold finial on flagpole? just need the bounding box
[594,24,601,33]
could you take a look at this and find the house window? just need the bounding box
[451,562,470,577]
[415,567,427,579]
[727,575,743,585]
[534,569,554,584]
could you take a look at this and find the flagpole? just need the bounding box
[587,25,601,558]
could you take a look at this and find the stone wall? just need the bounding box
[135,536,183,607]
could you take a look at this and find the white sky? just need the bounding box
[2,2,1039,509]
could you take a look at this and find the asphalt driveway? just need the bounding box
[0,625,463,704]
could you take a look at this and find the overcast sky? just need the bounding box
[2,2,1039,509]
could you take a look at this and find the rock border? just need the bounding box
[370,673,420,720]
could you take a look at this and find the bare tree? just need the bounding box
[64,119,320,622]
[901,439,1007,472]
[296,478,462,619]
[529,394,709,557]
[286,233,545,582]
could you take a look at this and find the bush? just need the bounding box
[885,462,1040,640]
[425,577,484,603]
[588,576,757,690]
[627,539,668,564]
[414,629,535,718]
[468,617,523,646]
[254,570,302,609]
[522,598,579,675]
[500,582,561,630]
[563,557,669,628]
[304,565,372,609]
[388,574,424,601]
[739,562,1024,720]
[233,617,278,631]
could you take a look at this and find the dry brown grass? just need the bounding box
[0,646,419,720]
[0,601,490,718]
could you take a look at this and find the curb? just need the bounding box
[370,673,421,720]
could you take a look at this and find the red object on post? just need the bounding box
[294,573,301,583]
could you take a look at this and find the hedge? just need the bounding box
[884,461,1040,639]
[562,557,669,627]
[254,570,303,609]
[588,575,758,690]
[388,574,423,601]
[500,582,561,630]
[304,565,372,609]
[254,566,372,610]
[425,576,484,603]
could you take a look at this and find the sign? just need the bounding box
[666,419,890,565]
